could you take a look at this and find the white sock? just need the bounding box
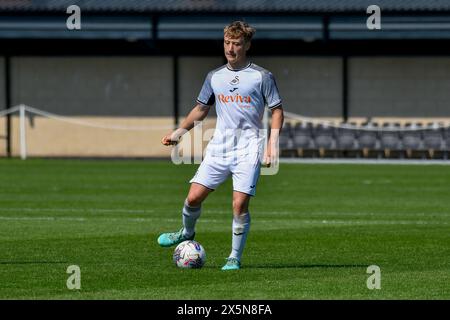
[182,200,201,238]
[229,212,251,261]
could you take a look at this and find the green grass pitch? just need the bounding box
[0,159,449,299]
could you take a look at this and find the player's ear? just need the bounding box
[245,41,251,51]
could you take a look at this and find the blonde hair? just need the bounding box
[224,21,256,43]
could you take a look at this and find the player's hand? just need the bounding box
[263,148,272,167]
[161,133,179,146]
[263,143,279,168]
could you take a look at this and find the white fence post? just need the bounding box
[19,104,27,160]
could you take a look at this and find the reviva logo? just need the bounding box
[218,94,251,104]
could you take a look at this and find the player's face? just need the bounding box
[224,35,250,66]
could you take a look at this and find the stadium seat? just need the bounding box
[293,122,313,157]
[281,120,450,160]
[335,125,357,157]
[313,124,335,157]
[446,128,450,146]
[279,122,292,147]
[444,127,450,159]
[282,122,292,135]
[422,123,444,158]
[279,122,295,156]
[380,123,402,158]
[402,123,423,158]
[279,134,290,149]
[357,122,378,158]
[380,133,402,158]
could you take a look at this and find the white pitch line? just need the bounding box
[0,216,86,221]
[0,208,154,214]
[0,216,447,226]
[0,207,449,217]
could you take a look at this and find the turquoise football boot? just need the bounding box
[157,228,194,247]
[221,257,241,271]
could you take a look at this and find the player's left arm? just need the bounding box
[264,106,284,167]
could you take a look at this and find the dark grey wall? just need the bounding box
[349,57,450,117]
[179,56,222,118]
[252,57,343,117]
[11,57,173,116]
[5,55,450,119]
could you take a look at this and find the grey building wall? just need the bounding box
[7,55,450,120]
[11,57,173,116]
[252,57,343,117]
[349,57,450,117]
[178,57,222,118]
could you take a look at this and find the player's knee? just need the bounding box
[186,194,203,207]
[232,199,248,214]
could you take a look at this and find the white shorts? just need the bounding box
[189,152,261,196]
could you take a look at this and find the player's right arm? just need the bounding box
[161,103,210,146]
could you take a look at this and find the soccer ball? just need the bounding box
[173,240,206,269]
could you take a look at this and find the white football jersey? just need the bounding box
[197,62,282,156]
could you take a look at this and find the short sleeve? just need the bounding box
[262,72,282,109]
[196,72,215,107]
